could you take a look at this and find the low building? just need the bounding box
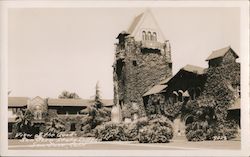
[8,97,28,138]
[8,97,113,137]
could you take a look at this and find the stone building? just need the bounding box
[113,10,172,119]
[143,46,240,137]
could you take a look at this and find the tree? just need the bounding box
[94,81,103,108]
[58,90,80,99]
[80,82,111,135]
[44,117,65,138]
[14,109,35,138]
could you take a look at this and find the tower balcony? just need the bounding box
[141,41,165,50]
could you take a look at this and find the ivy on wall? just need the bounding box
[145,94,183,121]
[185,62,240,141]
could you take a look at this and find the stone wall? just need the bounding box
[114,36,172,118]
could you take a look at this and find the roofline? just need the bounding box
[128,9,166,41]
[205,46,239,61]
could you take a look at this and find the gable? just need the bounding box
[206,46,239,61]
[128,10,166,43]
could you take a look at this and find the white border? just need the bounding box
[0,1,249,156]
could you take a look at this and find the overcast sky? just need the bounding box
[8,7,240,99]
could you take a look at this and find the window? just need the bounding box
[178,90,183,102]
[8,123,13,133]
[147,31,152,40]
[142,31,146,40]
[34,105,42,120]
[172,91,178,104]
[70,123,76,131]
[169,63,172,69]
[132,60,137,66]
[153,32,157,41]
[190,88,196,100]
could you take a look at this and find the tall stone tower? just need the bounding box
[113,10,172,119]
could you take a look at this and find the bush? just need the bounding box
[185,122,207,141]
[138,115,173,143]
[95,115,173,143]
[95,122,127,141]
[218,120,238,140]
[44,117,65,138]
[185,120,238,141]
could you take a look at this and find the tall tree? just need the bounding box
[80,82,111,134]
[94,81,103,108]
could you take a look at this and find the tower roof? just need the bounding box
[127,9,166,42]
[206,46,239,61]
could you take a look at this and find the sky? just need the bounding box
[8,7,240,99]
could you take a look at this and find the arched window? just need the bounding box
[153,32,157,41]
[142,31,146,40]
[189,88,196,100]
[172,91,178,104]
[178,90,183,102]
[147,31,152,40]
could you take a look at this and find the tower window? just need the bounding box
[132,60,137,66]
[169,63,172,69]
[147,31,152,40]
[153,32,157,41]
[142,31,146,40]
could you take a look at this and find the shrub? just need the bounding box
[44,117,65,138]
[95,122,127,141]
[80,106,111,134]
[185,122,207,141]
[217,120,238,140]
[138,115,173,143]
[123,123,138,141]
[185,120,238,141]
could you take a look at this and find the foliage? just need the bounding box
[44,117,65,138]
[80,83,111,135]
[58,90,80,99]
[95,115,173,143]
[81,106,111,132]
[138,115,173,143]
[14,109,36,139]
[121,105,132,119]
[185,120,238,141]
[185,62,240,141]
[124,116,149,141]
[95,122,127,141]
[94,82,103,109]
[145,94,183,120]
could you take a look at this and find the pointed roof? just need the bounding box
[127,9,166,42]
[206,46,239,61]
[128,13,144,34]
